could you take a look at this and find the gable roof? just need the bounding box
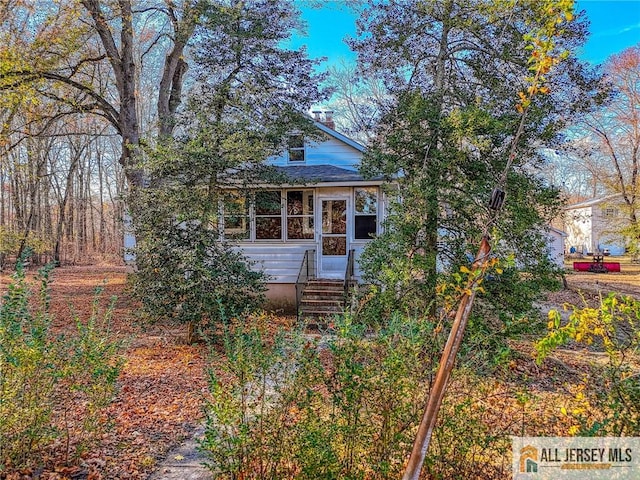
[547,226,568,237]
[312,120,366,153]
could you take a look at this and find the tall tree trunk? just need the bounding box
[157,1,202,137]
[81,0,142,187]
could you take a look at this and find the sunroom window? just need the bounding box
[287,190,314,239]
[255,191,282,239]
[223,193,249,240]
[354,187,377,239]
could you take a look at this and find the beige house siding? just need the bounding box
[564,195,626,255]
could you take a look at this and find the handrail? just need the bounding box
[296,249,316,321]
[344,248,356,298]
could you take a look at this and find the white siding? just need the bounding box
[546,229,566,267]
[235,184,385,284]
[238,241,372,284]
[236,243,316,283]
[591,206,626,255]
[565,201,626,255]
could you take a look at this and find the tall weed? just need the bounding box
[202,313,511,479]
[536,293,640,436]
[0,261,123,472]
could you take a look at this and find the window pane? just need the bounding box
[288,134,304,150]
[355,187,377,214]
[287,190,313,214]
[255,191,281,215]
[224,195,249,239]
[287,217,314,239]
[289,149,304,162]
[224,216,249,239]
[256,217,282,239]
[355,215,376,239]
[288,134,305,162]
[322,200,346,234]
[287,191,304,215]
[322,237,346,256]
[307,192,314,212]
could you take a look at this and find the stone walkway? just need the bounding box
[147,426,210,480]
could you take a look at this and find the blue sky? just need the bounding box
[292,0,640,68]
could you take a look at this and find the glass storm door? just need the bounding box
[319,198,348,278]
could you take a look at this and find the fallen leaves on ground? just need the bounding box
[1,266,208,480]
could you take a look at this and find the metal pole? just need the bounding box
[402,235,491,480]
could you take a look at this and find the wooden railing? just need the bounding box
[344,248,356,298]
[296,249,316,321]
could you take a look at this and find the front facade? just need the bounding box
[563,195,626,256]
[227,119,385,308]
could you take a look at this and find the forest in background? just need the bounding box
[1,119,126,267]
[1,1,638,270]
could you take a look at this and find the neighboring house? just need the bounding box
[563,194,626,256]
[226,113,386,309]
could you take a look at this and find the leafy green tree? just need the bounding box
[350,0,599,321]
[130,0,328,338]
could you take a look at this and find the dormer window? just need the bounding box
[288,133,305,162]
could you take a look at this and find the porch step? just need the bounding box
[299,279,346,322]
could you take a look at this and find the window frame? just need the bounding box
[255,190,284,241]
[286,189,315,241]
[221,188,332,242]
[287,133,306,163]
[221,193,250,240]
[353,187,378,240]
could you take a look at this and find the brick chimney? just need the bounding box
[323,110,335,130]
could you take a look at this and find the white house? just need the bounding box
[563,194,626,256]
[225,114,387,309]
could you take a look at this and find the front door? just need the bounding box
[319,198,348,278]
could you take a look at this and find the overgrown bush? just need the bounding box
[536,293,640,436]
[129,188,267,343]
[0,260,123,472]
[201,313,514,479]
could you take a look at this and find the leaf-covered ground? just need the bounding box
[1,260,638,479]
[1,266,209,480]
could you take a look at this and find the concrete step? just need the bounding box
[304,285,344,291]
[306,279,344,287]
[299,310,343,320]
[301,299,344,308]
[302,292,345,300]
[299,279,347,323]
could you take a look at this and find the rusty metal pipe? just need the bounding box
[402,235,492,480]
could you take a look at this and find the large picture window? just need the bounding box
[255,191,282,239]
[287,190,314,239]
[354,187,377,239]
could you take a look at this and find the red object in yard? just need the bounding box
[573,261,621,272]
